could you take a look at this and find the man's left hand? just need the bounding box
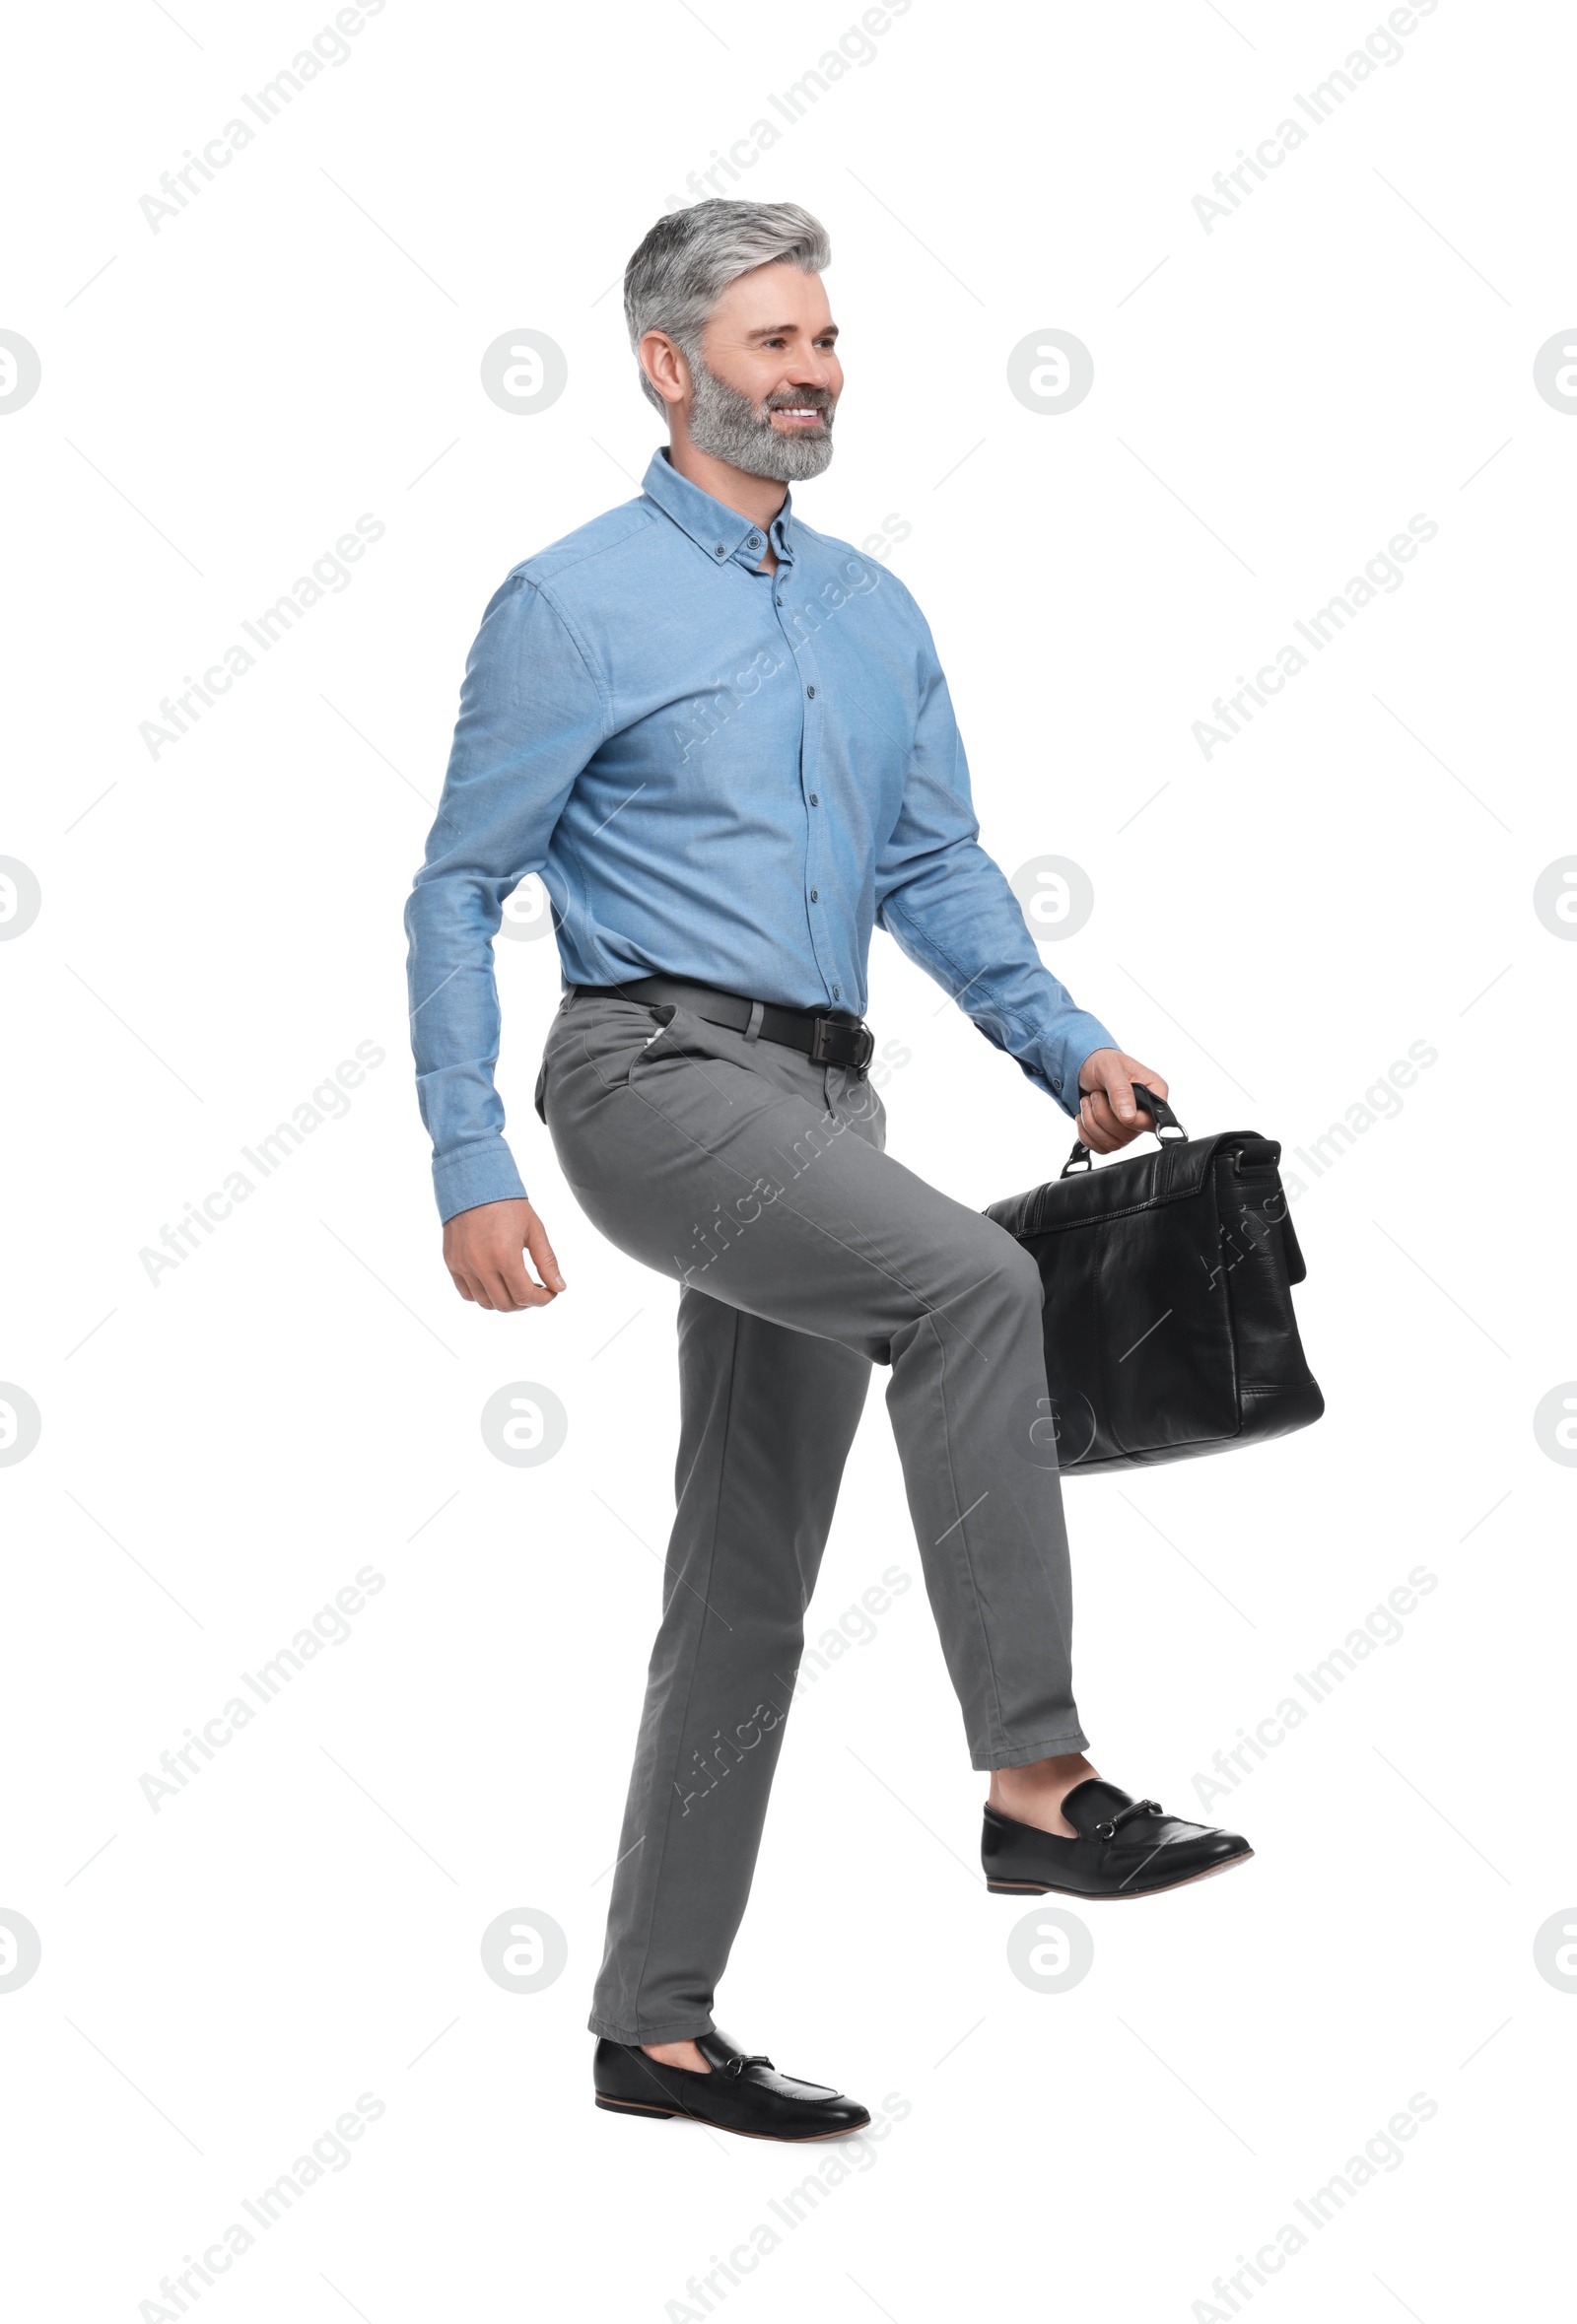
[1075,1048,1170,1153]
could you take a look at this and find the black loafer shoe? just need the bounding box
[593,2028,871,2142]
[983,1778,1253,1898]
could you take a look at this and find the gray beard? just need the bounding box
[685,355,835,483]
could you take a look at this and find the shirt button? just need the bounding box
[806,685,816,699]
[776,595,784,606]
[715,544,724,556]
[808,792,819,806]
[833,985,841,999]
[810,888,819,902]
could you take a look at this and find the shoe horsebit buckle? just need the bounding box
[809,1014,875,1073]
[1093,1799,1164,1842]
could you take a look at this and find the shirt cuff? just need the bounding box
[1040,1012,1120,1119]
[433,1139,527,1224]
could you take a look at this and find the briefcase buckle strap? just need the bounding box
[809,1015,875,1072]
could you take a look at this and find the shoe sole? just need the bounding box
[985,1847,1255,1898]
[594,2093,870,2142]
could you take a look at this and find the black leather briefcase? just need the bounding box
[984,1086,1323,1474]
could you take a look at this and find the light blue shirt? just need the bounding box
[405,449,1116,1221]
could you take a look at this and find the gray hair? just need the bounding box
[623,199,832,413]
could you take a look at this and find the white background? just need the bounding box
[3,2,1572,2317]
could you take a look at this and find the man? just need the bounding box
[404,199,1252,2144]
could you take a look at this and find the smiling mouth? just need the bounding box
[771,405,828,426]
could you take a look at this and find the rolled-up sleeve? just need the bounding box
[404,573,606,1220]
[873,619,1117,1118]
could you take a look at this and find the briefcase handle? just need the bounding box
[1061,1082,1187,1177]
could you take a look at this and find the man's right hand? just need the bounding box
[442,1197,566,1312]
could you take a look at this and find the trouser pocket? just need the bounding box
[533,1056,550,1125]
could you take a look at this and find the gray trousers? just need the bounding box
[537,991,1085,2045]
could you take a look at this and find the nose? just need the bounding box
[790,348,835,393]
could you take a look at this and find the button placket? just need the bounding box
[765,569,837,1000]
[798,665,834,984]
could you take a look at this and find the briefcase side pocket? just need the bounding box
[1217,1154,1316,1397]
[1277,1205,1308,1285]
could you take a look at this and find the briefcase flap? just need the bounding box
[986,1131,1251,1242]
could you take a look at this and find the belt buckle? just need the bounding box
[810,1015,874,1074]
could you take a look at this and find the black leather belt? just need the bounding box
[572,975,875,1075]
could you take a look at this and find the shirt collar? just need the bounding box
[641,447,795,570]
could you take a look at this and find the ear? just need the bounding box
[638,328,690,408]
